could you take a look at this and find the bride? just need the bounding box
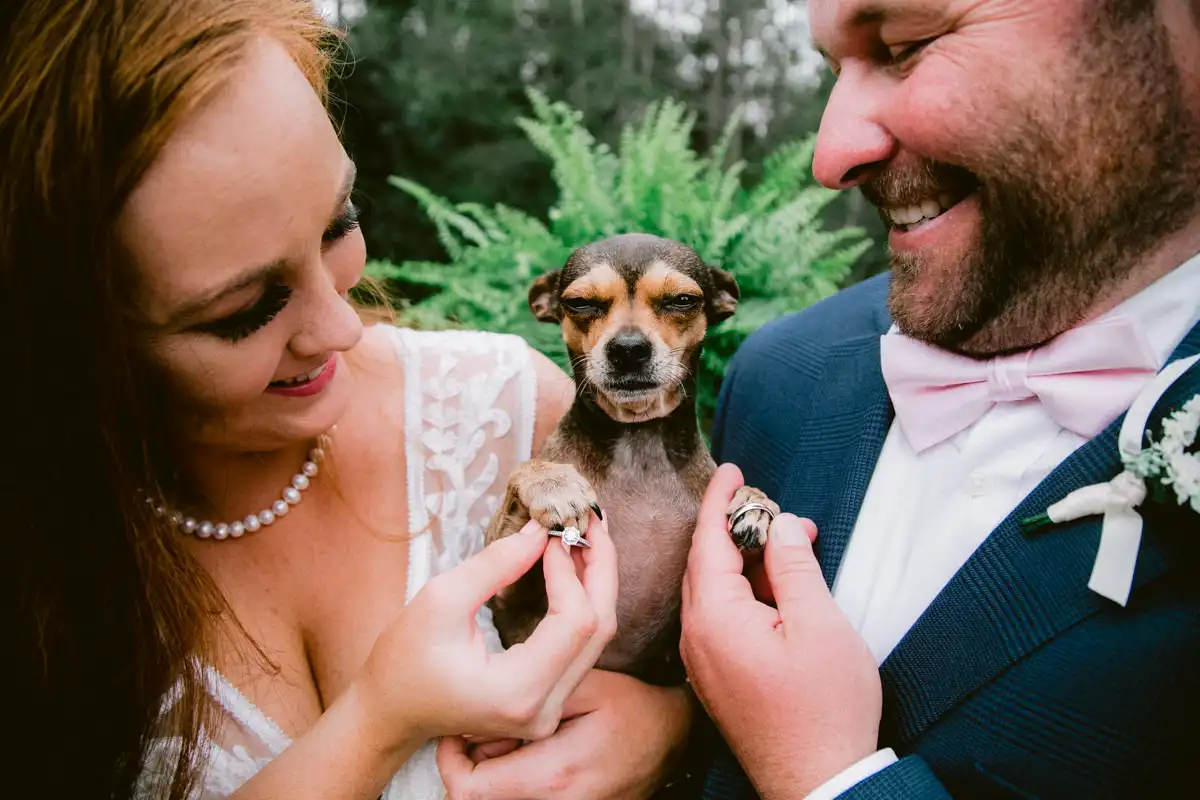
[3,1,692,797]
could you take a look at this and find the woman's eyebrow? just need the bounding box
[163,261,288,328]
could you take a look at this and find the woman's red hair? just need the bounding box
[1,2,341,796]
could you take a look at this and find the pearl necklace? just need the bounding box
[147,430,332,541]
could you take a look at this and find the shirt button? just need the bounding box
[967,473,988,497]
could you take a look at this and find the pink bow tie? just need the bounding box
[880,315,1160,453]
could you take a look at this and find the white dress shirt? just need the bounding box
[805,253,1200,800]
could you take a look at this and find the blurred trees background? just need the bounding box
[325,0,886,278]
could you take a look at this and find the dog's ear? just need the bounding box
[528,269,562,323]
[706,265,739,325]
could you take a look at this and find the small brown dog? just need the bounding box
[484,233,779,685]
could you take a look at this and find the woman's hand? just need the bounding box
[234,518,617,800]
[437,669,694,799]
[356,512,618,748]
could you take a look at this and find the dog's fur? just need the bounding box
[484,233,778,685]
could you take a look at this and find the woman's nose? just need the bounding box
[288,269,364,360]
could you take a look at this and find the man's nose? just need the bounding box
[812,65,897,190]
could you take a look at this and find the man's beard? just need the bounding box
[868,2,1200,356]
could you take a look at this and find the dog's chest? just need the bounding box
[583,437,703,672]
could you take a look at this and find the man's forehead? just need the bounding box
[809,0,953,51]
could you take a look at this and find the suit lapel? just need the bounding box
[878,320,1200,749]
[778,332,894,587]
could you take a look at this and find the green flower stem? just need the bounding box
[1020,512,1055,535]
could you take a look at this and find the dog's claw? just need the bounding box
[591,503,603,521]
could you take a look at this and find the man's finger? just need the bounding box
[558,669,613,718]
[686,463,747,583]
[762,513,826,627]
[438,718,587,799]
[436,737,480,795]
[471,738,522,763]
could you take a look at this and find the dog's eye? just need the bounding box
[662,294,701,312]
[561,297,605,315]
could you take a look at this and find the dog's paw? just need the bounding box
[486,459,600,547]
[726,486,779,550]
[517,460,599,535]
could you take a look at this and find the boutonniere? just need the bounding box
[1020,354,1200,607]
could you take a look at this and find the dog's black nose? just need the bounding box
[606,332,653,372]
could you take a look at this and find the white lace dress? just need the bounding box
[136,327,539,800]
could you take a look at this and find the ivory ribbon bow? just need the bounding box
[1032,353,1200,606]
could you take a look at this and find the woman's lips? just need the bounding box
[266,356,337,397]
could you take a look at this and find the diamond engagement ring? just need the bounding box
[549,525,591,551]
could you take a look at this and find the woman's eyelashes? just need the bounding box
[195,283,292,343]
[324,200,360,244]
[192,201,359,343]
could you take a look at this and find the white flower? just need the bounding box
[1161,409,1199,450]
[1163,450,1200,512]
[1117,393,1200,514]
[1124,447,1166,478]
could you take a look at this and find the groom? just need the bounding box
[680,1,1200,798]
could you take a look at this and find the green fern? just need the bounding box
[367,88,873,431]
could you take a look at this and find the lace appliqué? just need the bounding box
[399,328,535,641]
[387,327,537,800]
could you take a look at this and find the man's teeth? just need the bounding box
[887,194,955,227]
[276,364,326,386]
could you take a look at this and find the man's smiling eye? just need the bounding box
[662,294,701,312]
[887,38,936,67]
[561,297,606,315]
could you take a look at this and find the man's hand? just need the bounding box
[680,463,882,798]
[437,669,693,799]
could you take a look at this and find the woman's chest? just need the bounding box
[203,423,416,738]
[209,513,414,741]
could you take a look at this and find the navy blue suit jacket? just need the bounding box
[697,273,1200,799]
